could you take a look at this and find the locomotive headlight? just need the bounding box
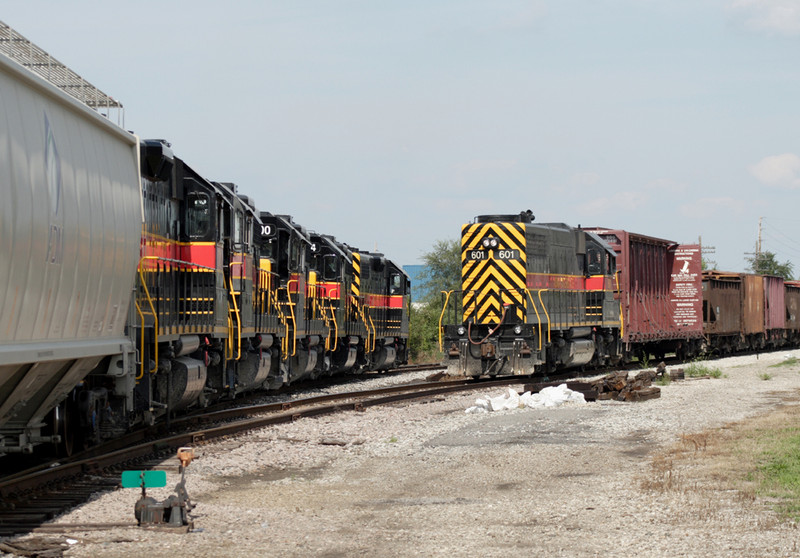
[457,326,466,336]
[490,238,498,248]
[513,325,522,335]
[482,238,490,248]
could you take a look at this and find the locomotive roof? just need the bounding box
[309,232,353,263]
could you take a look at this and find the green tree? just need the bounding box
[414,238,461,303]
[408,238,461,362]
[746,249,795,280]
[701,257,717,271]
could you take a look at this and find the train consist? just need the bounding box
[0,53,409,455]
[440,211,799,377]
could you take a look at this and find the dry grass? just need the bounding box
[641,397,800,524]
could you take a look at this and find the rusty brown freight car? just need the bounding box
[764,275,786,346]
[741,274,765,341]
[785,281,800,346]
[702,271,743,355]
[586,229,703,360]
[702,271,785,353]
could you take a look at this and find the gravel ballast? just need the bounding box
[9,351,800,557]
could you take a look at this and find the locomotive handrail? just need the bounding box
[273,287,291,360]
[136,255,218,378]
[227,263,243,361]
[322,293,339,353]
[353,295,375,354]
[438,290,454,352]
[256,268,293,358]
[523,290,544,351]
[365,305,376,354]
[285,281,299,357]
[136,256,162,377]
[536,289,552,343]
[133,300,147,381]
[310,283,330,351]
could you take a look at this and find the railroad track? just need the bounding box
[0,370,527,538]
[0,354,742,538]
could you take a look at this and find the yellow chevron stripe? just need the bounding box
[461,221,527,325]
[351,253,361,297]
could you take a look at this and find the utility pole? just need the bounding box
[699,235,716,270]
[744,217,764,272]
[756,217,763,259]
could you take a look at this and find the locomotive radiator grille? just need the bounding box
[461,222,527,325]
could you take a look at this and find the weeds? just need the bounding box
[685,360,723,378]
[642,403,800,523]
[759,373,773,381]
[769,357,798,368]
[655,374,672,386]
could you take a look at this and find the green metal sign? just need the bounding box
[121,470,167,488]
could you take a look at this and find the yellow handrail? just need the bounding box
[226,264,243,361]
[365,306,376,353]
[615,270,624,339]
[438,290,454,352]
[524,290,544,351]
[134,300,146,381]
[537,289,551,343]
[320,285,339,352]
[285,280,298,357]
[137,256,160,375]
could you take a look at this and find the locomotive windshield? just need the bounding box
[390,273,404,295]
[322,254,339,281]
[186,192,211,238]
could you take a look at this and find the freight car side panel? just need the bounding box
[742,275,765,336]
[702,273,743,337]
[588,229,703,344]
[668,244,703,334]
[764,276,786,331]
[0,54,141,353]
[787,282,800,335]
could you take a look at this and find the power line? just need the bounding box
[764,221,800,250]
[763,231,800,258]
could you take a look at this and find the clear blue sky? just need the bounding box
[5,1,799,273]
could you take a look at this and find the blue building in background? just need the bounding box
[403,264,426,301]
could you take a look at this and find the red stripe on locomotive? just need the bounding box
[526,273,613,291]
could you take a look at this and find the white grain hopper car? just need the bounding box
[0,51,142,454]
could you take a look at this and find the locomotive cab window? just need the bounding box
[258,237,274,260]
[288,236,303,272]
[389,273,404,295]
[586,246,603,275]
[233,210,244,247]
[186,192,211,239]
[322,254,339,281]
